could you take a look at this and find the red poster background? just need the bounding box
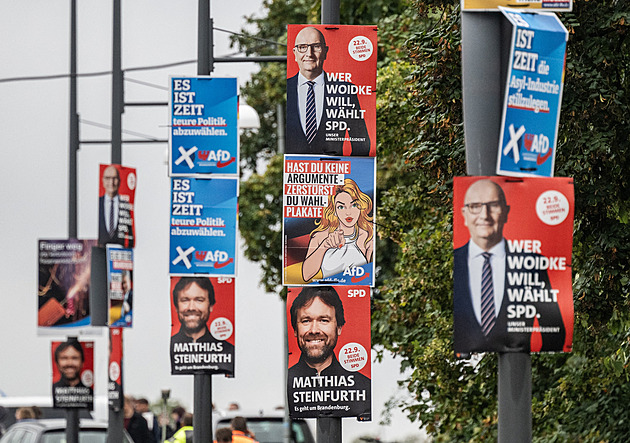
[453,176,574,352]
[287,286,371,379]
[169,277,236,347]
[109,328,123,384]
[287,24,377,157]
[51,340,94,387]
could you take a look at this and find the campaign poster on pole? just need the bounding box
[283,155,376,286]
[496,9,568,178]
[169,276,235,375]
[108,328,123,411]
[461,0,572,11]
[38,239,97,330]
[98,164,137,248]
[106,245,134,327]
[169,177,238,276]
[452,176,574,357]
[286,24,377,157]
[169,77,239,176]
[51,339,94,409]
[286,285,371,420]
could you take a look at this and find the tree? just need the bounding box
[235,0,630,440]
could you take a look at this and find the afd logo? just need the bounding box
[194,250,234,269]
[197,150,235,168]
[523,133,552,165]
[343,266,370,283]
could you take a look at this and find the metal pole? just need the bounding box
[193,374,213,442]
[498,353,532,442]
[66,409,79,443]
[318,2,341,440]
[193,3,214,443]
[111,0,123,165]
[69,0,78,239]
[198,0,211,75]
[107,1,124,441]
[461,11,532,442]
[66,5,79,442]
[321,0,340,25]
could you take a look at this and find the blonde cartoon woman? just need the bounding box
[302,179,373,282]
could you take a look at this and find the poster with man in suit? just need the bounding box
[453,177,574,356]
[286,24,377,157]
[98,164,136,248]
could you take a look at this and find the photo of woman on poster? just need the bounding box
[302,179,373,282]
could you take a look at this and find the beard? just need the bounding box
[300,333,338,365]
[179,310,209,335]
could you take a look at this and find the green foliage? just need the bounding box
[236,0,630,440]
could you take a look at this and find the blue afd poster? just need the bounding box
[497,9,568,178]
[169,77,238,176]
[169,177,238,276]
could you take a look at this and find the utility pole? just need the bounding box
[66,2,80,442]
[461,12,532,443]
[107,0,125,441]
[193,2,214,442]
[316,1,342,442]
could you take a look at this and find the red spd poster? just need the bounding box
[51,340,94,409]
[170,277,235,375]
[453,177,574,356]
[98,164,137,248]
[287,286,371,420]
[286,24,377,157]
[108,328,123,411]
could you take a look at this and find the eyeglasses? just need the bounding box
[294,43,324,53]
[464,201,503,214]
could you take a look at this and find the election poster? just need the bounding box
[283,155,376,287]
[169,77,239,176]
[38,239,97,329]
[169,276,235,375]
[496,9,568,178]
[169,177,238,276]
[98,164,137,248]
[452,176,574,356]
[106,245,134,328]
[461,0,572,11]
[286,24,377,157]
[51,339,94,409]
[108,328,123,411]
[287,286,372,420]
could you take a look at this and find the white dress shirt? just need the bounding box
[297,72,325,135]
[467,239,506,326]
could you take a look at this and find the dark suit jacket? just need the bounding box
[286,73,370,156]
[453,241,566,355]
[98,195,122,246]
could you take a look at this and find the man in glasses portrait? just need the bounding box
[453,179,565,356]
[286,26,370,156]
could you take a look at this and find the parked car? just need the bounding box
[214,410,315,443]
[0,396,108,431]
[0,419,134,443]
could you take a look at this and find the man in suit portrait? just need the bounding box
[98,165,123,246]
[286,26,370,156]
[453,179,565,355]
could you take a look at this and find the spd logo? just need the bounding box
[194,250,234,268]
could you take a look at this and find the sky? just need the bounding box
[0,1,425,441]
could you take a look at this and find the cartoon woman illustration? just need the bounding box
[302,179,374,282]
